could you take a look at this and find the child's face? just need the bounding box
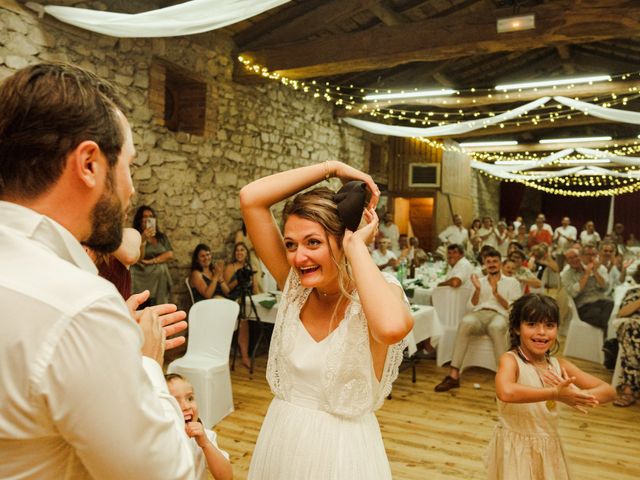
[517,318,558,358]
[168,378,199,424]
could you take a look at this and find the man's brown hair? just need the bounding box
[0,63,125,198]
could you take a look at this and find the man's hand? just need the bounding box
[470,273,481,290]
[126,291,188,354]
[138,307,164,365]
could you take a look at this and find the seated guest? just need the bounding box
[514,223,529,250]
[434,250,521,392]
[611,222,627,255]
[509,250,542,293]
[600,241,633,292]
[613,269,640,407]
[561,246,613,333]
[475,216,499,249]
[528,213,553,248]
[469,218,482,239]
[528,243,559,280]
[553,216,577,270]
[439,214,469,247]
[189,243,230,303]
[225,242,260,369]
[507,241,525,258]
[502,258,516,277]
[372,237,398,273]
[131,205,174,305]
[397,234,409,261]
[379,211,400,254]
[626,233,640,247]
[467,235,483,264]
[437,244,474,288]
[495,221,509,257]
[404,236,426,267]
[580,220,601,247]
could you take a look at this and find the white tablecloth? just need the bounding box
[246,293,279,324]
[405,305,442,356]
[247,294,442,357]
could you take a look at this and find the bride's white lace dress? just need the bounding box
[248,270,406,480]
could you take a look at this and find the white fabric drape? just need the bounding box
[343,97,550,138]
[576,148,640,166]
[471,161,583,181]
[38,0,290,38]
[554,96,640,125]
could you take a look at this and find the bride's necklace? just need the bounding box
[517,346,557,411]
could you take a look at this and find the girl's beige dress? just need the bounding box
[486,351,571,480]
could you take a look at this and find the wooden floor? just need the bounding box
[213,351,639,480]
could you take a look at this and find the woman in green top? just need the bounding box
[131,205,173,305]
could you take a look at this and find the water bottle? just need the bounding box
[397,259,406,284]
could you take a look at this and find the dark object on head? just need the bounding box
[332,181,367,231]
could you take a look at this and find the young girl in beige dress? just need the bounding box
[487,293,615,480]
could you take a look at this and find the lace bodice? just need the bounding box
[266,269,406,418]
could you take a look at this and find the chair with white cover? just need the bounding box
[432,285,474,367]
[562,294,604,364]
[185,277,195,305]
[167,298,239,427]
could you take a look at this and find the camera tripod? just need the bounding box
[232,282,262,374]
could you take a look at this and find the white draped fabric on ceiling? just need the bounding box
[343,96,640,138]
[343,97,551,138]
[471,148,640,181]
[33,0,290,38]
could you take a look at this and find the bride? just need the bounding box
[240,160,413,479]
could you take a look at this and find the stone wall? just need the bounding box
[471,170,501,222]
[0,1,366,306]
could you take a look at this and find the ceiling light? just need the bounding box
[495,75,611,91]
[363,89,457,101]
[497,14,535,33]
[460,140,518,148]
[494,160,537,165]
[559,159,611,165]
[539,136,612,144]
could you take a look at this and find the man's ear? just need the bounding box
[72,140,103,189]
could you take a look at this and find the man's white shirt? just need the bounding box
[438,225,469,246]
[444,257,474,286]
[0,201,195,479]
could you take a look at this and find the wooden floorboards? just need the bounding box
[213,353,640,479]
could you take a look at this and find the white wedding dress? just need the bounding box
[248,270,406,480]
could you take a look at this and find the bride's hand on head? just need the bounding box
[331,161,380,210]
[343,208,379,254]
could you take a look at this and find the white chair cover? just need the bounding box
[460,335,498,374]
[167,298,239,427]
[562,295,604,364]
[432,285,474,367]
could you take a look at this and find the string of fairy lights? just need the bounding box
[238,56,640,128]
[238,56,640,197]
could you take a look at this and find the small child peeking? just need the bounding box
[165,374,233,480]
[486,293,615,480]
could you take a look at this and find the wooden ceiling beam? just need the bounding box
[368,0,409,26]
[236,0,379,49]
[239,2,640,79]
[461,137,640,153]
[336,79,640,115]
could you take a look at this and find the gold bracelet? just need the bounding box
[323,161,330,180]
